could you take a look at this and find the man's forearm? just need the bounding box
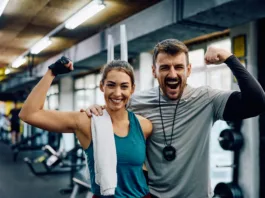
[223,55,265,120]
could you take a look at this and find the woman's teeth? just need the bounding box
[111,99,122,104]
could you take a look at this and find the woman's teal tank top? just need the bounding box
[84,110,149,198]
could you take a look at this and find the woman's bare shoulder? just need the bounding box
[135,114,153,138]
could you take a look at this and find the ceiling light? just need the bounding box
[5,68,10,75]
[0,0,9,17]
[65,0,105,30]
[30,37,52,54]
[12,57,26,68]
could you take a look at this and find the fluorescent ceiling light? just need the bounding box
[30,37,52,54]
[0,0,9,17]
[5,68,10,75]
[65,0,105,30]
[12,57,26,68]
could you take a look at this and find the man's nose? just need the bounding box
[168,66,177,78]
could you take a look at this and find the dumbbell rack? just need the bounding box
[213,121,244,198]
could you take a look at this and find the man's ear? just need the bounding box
[186,63,192,78]
[100,82,104,92]
[152,65,157,78]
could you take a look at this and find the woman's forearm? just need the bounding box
[19,69,55,121]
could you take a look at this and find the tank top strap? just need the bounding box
[127,110,146,143]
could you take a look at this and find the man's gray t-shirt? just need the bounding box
[128,85,233,198]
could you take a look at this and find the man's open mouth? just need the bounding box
[165,79,180,89]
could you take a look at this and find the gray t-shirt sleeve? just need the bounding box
[126,92,147,116]
[207,86,233,121]
[126,97,133,111]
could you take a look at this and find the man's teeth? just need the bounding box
[167,81,178,85]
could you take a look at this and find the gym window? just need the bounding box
[45,84,59,110]
[74,73,104,111]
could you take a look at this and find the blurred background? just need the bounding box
[0,0,264,197]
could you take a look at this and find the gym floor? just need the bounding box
[0,143,86,198]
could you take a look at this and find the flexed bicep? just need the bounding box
[19,56,76,132]
[19,110,79,133]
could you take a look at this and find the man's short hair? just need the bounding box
[153,39,189,66]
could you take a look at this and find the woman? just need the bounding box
[19,57,152,198]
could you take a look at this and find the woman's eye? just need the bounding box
[121,86,128,89]
[107,84,115,87]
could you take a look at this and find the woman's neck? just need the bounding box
[105,107,128,124]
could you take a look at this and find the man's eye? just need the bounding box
[175,66,183,70]
[121,86,128,89]
[107,84,115,87]
[160,66,168,70]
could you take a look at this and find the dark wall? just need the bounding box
[0,90,29,102]
[258,17,265,198]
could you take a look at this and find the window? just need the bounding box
[75,78,84,89]
[206,38,233,188]
[96,73,105,104]
[75,90,85,111]
[207,67,231,90]
[74,73,103,111]
[45,84,59,110]
[187,71,206,87]
[187,48,207,87]
[85,75,96,89]
[189,48,205,68]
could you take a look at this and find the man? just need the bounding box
[9,102,21,144]
[84,39,265,198]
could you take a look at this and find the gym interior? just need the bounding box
[0,0,265,198]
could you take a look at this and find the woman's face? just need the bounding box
[100,69,135,111]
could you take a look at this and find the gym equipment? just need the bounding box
[11,129,61,162]
[59,137,87,194]
[218,129,243,151]
[11,132,44,161]
[0,127,11,144]
[70,168,92,198]
[24,145,85,176]
[213,121,244,198]
[213,182,243,198]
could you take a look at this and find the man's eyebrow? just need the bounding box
[159,64,170,67]
[106,81,115,84]
[174,64,184,67]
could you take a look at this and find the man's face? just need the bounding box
[152,52,191,100]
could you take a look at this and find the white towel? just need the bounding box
[91,109,117,195]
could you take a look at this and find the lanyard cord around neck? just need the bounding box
[158,86,181,146]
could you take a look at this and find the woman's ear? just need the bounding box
[100,82,104,92]
[131,84,135,94]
